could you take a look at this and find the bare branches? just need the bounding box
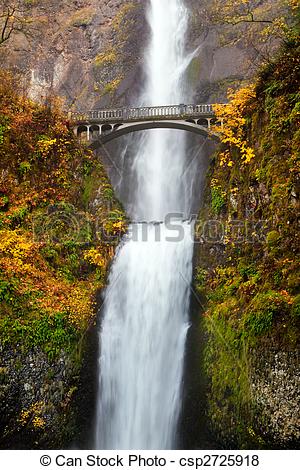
[222,12,274,26]
[0,1,34,46]
[208,0,287,28]
[203,0,294,69]
[1,6,16,45]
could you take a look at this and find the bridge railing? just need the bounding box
[71,104,215,123]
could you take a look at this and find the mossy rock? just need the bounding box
[266,230,280,247]
[69,7,95,27]
[291,294,300,319]
[187,57,202,85]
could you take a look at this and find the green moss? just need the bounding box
[102,77,123,96]
[195,267,207,293]
[102,187,114,200]
[291,294,300,319]
[266,230,280,247]
[69,7,95,27]
[82,175,94,209]
[196,36,299,447]
[112,3,136,32]
[0,313,78,360]
[187,57,202,85]
[94,49,117,68]
[211,186,226,215]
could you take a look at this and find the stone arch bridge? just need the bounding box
[71,104,222,148]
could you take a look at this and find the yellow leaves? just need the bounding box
[288,0,299,9]
[210,0,292,44]
[0,230,33,257]
[36,138,57,157]
[103,77,124,96]
[0,229,94,328]
[69,7,95,27]
[19,401,46,429]
[213,85,256,165]
[243,147,256,164]
[219,150,234,167]
[111,220,127,235]
[32,416,46,429]
[228,84,256,112]
[19,409,30,425]
[63,284,94,329]
[211,178,220,188]
[83,248,106,268]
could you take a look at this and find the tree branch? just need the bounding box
[1,7,16,44]
[223,15,274,26]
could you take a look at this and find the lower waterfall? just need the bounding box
[95,223,193,449]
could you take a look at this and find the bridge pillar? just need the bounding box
[207,118,212,130]
[179,104,185,115]
[87,126,90,141]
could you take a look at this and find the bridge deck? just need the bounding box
[71,104,215,124]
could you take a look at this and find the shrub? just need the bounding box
[244,291,289,335]
[211,185,226,215]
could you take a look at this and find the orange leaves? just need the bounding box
[0,71,124,345]
[0,229,93,329]
[62,284,94,329]
[34,279,93,330]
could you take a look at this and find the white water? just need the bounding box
[95,0,195,449]
[134,0,190,220]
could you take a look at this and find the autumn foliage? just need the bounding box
[213,85,256,166]
[0,71,126,355]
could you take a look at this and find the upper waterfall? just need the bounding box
[133,0,191,221]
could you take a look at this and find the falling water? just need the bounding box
[95,0,195,449]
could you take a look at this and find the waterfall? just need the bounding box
[95,0,195,449]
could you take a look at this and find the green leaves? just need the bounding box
[0,312,78,359]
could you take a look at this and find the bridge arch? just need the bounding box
[102,123,113,133]
[197,118,209,127]
[90,124,100,139]
[77,125,89,142]
[88,120,219,149]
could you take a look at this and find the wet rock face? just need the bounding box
[2,0,147,110]
[0,346,78,448]
[3,0,276,110]
[252,349,300,446]
[184,0,275,103]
